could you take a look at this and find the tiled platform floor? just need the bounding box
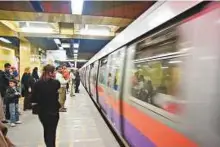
[7,86,120,147]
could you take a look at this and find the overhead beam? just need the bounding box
[0,10,133,27]
[19,32,114,40]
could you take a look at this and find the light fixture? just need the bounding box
[74,56,77,59]
[0,37,11,44]
[80,28,111,36]
[71,0,84,15]
[74,50,78,53]
[62,43,70,48]
[168,60,182,64]
[73,43,79,48]
[20,27,54,34]
[74,53,78,57]
[54,39,61,44]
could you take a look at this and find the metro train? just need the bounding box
[80,1,220,147]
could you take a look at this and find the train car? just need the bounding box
[81,1,220,147]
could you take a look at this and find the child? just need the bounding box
[5,80,21,127]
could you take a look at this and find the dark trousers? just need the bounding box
[38,112,59,147]
[75,82,80,93]
[66,83,69,92]
[3,100,10,120]
[23,93,32,110]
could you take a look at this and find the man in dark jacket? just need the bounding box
[0,63,12,123]
[0,63,12,98]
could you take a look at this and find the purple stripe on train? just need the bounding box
[98,94,155,147]
[98,95,108,113]
[110,107,156,147]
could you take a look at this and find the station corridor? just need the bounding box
[7,86,120,147]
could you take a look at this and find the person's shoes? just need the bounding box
[15,121,22,124]
[10,123,16,127]
[59,108,67,112]
[1,120,8,124]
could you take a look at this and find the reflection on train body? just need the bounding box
[81,2,220,147]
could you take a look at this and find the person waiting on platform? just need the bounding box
[56,66,68,112]
[21,67,35,111]
[5,79,22,127]
[62,65,70,93]
[0,63,13,123]
[75,71,80,93]
[70,69,75,97]
[32,67,40,82]
[11,67,19,81]
[32,64,60,147]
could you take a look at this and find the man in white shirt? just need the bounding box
[56,66,68,112]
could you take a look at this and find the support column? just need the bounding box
[19,40,31,78]
[75,59,77,69]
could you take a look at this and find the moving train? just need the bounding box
[80,1,220,147]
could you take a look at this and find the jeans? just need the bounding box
[38,112,59,147]
[9,103,19,123]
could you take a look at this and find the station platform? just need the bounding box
[7,86,120,147]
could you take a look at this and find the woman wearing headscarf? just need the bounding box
[21,67,35,111]
[32,67,40,82]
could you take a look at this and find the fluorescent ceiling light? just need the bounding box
[74,53,78,56]
[74,50,78,53]
[168,60,182,64]
[73,43,79,48]
[71,0,84,14]
[0,37,11,44]
[62,43,70,48]
[54,39,61,44]
[21,27,54,34]
[80,28,111,36]
[74,56,77,59]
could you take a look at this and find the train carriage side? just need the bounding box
[120,2,220,147]
[89,61,99,102]
[82,2,220,147]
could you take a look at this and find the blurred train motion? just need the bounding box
[81,1,220,147]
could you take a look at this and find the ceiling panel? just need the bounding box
[78,39,110,53]
[0,1,34,12]
[26,37,110,60]
[83,1,155,19]
[27,37,57,50]
[41,1,71,14]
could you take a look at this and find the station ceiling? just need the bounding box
[0,1,155,67]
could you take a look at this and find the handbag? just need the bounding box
[32,103,39,115]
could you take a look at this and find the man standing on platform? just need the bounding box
[0,63,13,123]
[62,65,70,93]
[56,66,68,112]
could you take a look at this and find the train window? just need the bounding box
[130,26,184,114]
[106,49,125,91]
[113,50,124,91]
[99,57,108,85]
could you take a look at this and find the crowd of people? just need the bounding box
[0,63,80,147]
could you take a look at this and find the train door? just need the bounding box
[89,63,94,97]
[86,66,90,91]
[88,65,92,95]
[105,48,125,133]
[97,57,108,114]
[90,61,99,103]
